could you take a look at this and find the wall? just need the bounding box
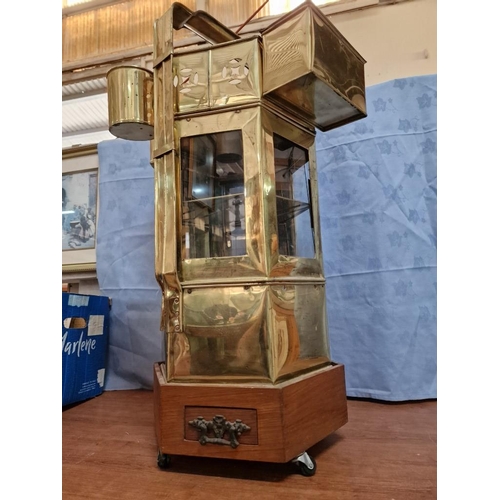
[62,0,192,68]
[62,0,268,71]
[62,0,436,84]
[328,0,436,86]
[64,278,102,296]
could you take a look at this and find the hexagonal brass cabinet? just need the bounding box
[107,0,366,476]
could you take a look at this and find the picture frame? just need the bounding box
[62,145,100,274]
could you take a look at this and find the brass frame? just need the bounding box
[159,104,329,384]
[176,107,266,283]
[169,105,324,285]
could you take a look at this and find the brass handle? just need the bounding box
[189,415,251,449]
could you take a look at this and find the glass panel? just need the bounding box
[273,134,315,258]
[181,131,246,259]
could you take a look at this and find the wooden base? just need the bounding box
[153,362,348,463]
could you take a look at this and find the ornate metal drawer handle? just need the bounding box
[189,415,251,448]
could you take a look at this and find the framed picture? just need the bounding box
[62,145,99,274]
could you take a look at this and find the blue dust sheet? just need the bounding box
[96,74,437,400]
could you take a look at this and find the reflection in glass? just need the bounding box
[273,134,315,258]
[172,286,270,381]
[271,284,330,380]
[169,284,330,383]
[181,131,246,259]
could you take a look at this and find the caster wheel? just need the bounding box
[295,455,317,477]
[157,451,171,469]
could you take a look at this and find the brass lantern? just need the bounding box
[107,0,366,475]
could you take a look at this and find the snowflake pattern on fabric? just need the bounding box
[315,74,437,401]
[393,78,408,90]
[337,189,351,205]
[358,165,371,179]
[417,93,433,109]
[420,137,437,154]
[398,119,412,133]
[96,139,162,391]
[404,163,417,178]
[95,76,437,401]
[373,97,387,112]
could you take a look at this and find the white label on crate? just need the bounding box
[68,295,89,307]
[97,369,105,387]
[88,315,104,336]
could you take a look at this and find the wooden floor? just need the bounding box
[62,390,436,499]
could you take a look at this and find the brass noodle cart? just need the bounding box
[107,0,366,476]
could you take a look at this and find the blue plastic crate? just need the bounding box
[62,293,110,406]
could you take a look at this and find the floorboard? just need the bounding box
[62,390,436,499]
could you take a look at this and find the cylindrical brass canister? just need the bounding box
[106,66,154,141]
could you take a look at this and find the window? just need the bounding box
[181,131,246,260]
[273,134,315,258]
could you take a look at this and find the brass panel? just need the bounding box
[169,283,330,383]
[153,6,174,67]
[269,283,330,382]
[312,9,367,117]
[210,37,262,108]
[262,2,366,132]
[106,66,154,141]
[261,107,315,149]
[169,286,271,382]
[176,108,267,282]
[153,58,175,156]
[270,256,322,278]
[153,2,239,68]
[172,6,240,45]
[153,64,165,153]
[308,143,324,269]
[261,7,312,94]
[155,151,182,334]
[173,51,210,113]
[261,122,277,278]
